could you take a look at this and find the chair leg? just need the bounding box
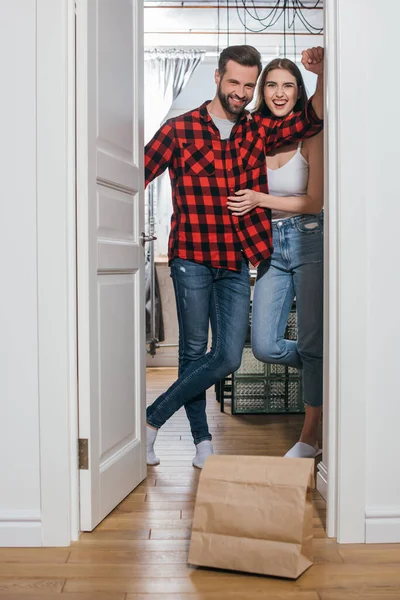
[215,380,221,403]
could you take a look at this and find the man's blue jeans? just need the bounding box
[147,258,250,444]
[251,214,324,408]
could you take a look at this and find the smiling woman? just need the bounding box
[227,51,325,459]
[261,58,309,117]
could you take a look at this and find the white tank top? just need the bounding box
[267,142,309,221]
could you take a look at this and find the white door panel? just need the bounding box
[97,0,133,159]
[76,0,145,531]
[97,152,140,191]
[97,242,141,273]
[97,187,135,239]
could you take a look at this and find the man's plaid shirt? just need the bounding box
[145,100,323,271]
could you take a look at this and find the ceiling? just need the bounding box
[143,1,324,56]
[144,1,323,4]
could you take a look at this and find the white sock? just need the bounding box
[284,441,321,459]
[192,440,214,469]
[146,425,160,466]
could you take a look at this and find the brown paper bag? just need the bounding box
[188,455,314,579]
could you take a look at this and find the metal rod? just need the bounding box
[149,183,156,345]
[155,343,179,348]
[145,30,323,35]
[145,5,323,9]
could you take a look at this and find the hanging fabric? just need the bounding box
[144,48,205,143]
[144,49,205,347]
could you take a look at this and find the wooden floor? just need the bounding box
[2,368,400,599]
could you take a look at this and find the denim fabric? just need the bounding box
[147,258,251,442]
[252,214,324,407]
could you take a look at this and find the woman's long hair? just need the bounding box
[254,58,308,116]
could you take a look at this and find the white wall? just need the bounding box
[0,2,42,545]
[146,262,179,367]
[363,2,400,542]
[0,0,76,548]
[332,0,400,543]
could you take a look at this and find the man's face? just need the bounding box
[215,60,259,117]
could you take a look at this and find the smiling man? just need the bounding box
[144,45,324,469]
[214,50,258,116]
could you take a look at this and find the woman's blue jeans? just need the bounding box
[251,214,324,408]
[147,258,250,443]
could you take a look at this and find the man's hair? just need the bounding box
[218,45,262,78]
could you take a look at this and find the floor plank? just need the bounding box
[0,579,64,594]
[0,595,123,600]
[338,544,400,564]
[126,594,320,600]
[0,549,70,564]
[1,367,400,598]
[319,591,400,600]
[62,575,317,595]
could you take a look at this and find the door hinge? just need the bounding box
[78,438,89,470]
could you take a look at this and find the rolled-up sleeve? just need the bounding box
[145,122,176,188]
[255,98,323,153]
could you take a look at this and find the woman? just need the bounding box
[227,53,323,459]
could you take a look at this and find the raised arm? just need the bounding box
[145,121,176,188]
[302,46,324,120]
[257,47,324,152]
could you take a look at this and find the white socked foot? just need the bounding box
[284,441,322,459]
[146,425,160,466]
[192,440,214,469]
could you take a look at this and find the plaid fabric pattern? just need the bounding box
[145,100,322,271]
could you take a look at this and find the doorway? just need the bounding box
[35,0,369,547]
[142,0,334,534]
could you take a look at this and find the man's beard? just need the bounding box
[217,85,249,117]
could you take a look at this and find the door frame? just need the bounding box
[36,0,366,546]
[36,0,79,546]
[321,0,367,544]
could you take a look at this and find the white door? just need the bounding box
[76,0,146,531]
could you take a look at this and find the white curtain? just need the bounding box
[144,49,205,342]
[144,48,205,258]
[144,48,205,143]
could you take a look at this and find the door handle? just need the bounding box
[141,232,157,246]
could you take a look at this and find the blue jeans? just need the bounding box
[147,258,251,443]
[251,214,323,407]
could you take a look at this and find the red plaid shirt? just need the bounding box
[145,100,322,271]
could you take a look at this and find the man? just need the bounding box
[145,45,324,468]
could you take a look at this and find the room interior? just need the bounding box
[2,1,400,596]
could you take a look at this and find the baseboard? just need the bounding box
[0,511,42,547]
[146,354,178,367]
[365,508,400,543]
[316,460,328,501]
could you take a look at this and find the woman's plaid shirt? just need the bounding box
[145,100,322,271]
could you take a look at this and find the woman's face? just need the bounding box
[264,68,300,117]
